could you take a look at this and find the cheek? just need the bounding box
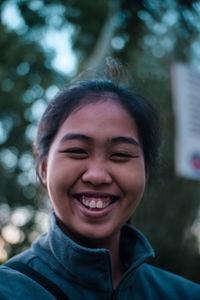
[116,163,146,199]
[122,172,145,220]
[46,158,84,198]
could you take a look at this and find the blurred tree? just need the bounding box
[0,0,200,282]
[0,13,64,259]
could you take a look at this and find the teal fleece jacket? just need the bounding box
[0,213,199,299]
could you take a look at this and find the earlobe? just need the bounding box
[38,159,47,186]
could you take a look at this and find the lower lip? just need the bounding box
[75,199,118,218]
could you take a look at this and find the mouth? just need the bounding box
[72,193,119,210]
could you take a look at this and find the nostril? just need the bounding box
[81,167,112,185]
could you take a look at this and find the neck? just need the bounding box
[56,216,125,288]
[109,234,126,289]
[77,231,125,288]
[81,231,125,288]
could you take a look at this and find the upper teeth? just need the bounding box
[81,196,111,209]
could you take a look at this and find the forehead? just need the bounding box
[72,97,129,117]
[55,99,139,141]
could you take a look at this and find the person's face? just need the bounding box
[40,99,146,245]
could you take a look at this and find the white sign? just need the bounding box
[171,63,200,180]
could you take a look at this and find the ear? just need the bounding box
[38,158,47,186]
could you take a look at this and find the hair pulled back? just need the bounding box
[34,79,161,181]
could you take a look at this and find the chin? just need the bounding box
[73,223,121,248]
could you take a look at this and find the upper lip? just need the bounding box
[72,191,119,200]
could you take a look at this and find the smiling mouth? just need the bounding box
[73,193,119,209]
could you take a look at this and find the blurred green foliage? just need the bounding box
[0,0,200,283]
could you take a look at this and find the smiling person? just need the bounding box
[0,74,200,300]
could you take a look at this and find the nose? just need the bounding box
[81,161,112,186]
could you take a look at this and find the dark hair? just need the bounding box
[34,79,161,181]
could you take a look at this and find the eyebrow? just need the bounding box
[111,136,140,146]
[60,133,93,143]
[60,133,140,146]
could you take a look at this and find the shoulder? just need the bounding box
[0,244,52,300]
[136,263,200,299]
[0,265,55,300]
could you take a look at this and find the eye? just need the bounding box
[67,148,87,154]
[111,152,135,161]
[60,148,88,159]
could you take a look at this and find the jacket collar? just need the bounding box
[33,213,154,291]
